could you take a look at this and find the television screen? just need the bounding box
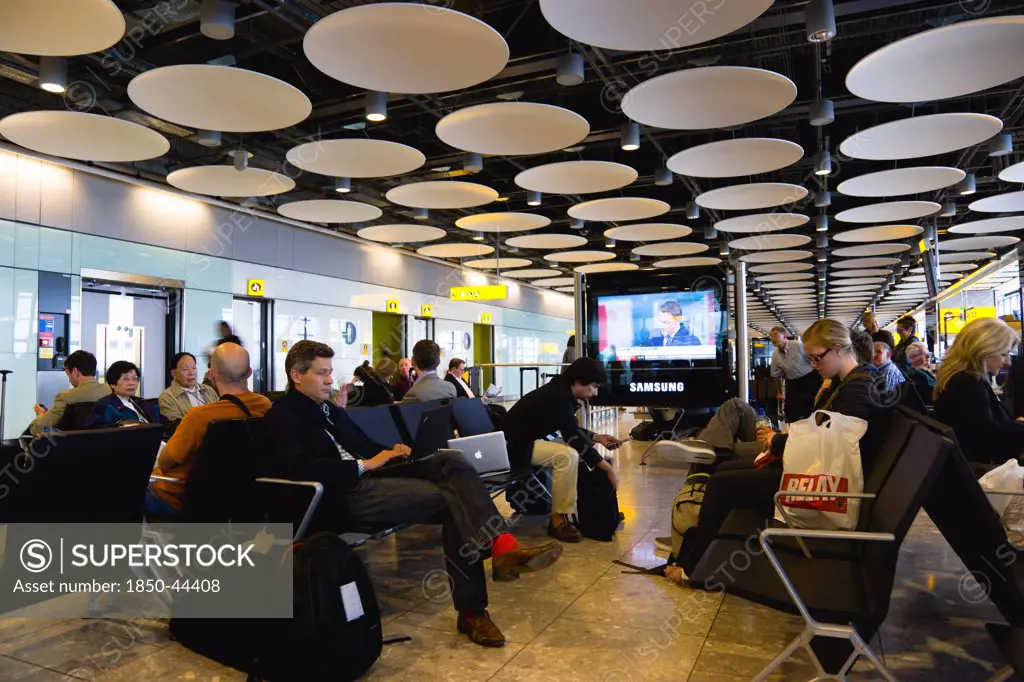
[595,290,722,362]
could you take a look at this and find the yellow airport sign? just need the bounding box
[481,313,493,324]
[421,304,434,317]
[450,285,508,301]
[386,299,400,313]
[939,306,996,334]
[247,279,265,297]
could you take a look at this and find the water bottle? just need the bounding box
[755,406,772,432]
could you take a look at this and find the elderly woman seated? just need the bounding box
[86,361,159,427]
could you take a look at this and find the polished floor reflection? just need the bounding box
[0,411,1017,681]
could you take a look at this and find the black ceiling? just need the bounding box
[2,0,1024,320]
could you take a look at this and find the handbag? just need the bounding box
[979,459,1024,549]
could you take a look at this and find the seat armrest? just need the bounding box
[772,491,878,559]
[149,475,177,483]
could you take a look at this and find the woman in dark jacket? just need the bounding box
[667,318,891,583]
[934,317,1024,464]
[86,360,159,427]
[348,360,395,408]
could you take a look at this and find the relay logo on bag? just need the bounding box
[779,474,851,513]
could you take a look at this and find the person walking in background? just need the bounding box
[215,321,242,347]
[561,335,577,375]
[158,352,219,423]
[768,326,822,423]
[892,315,921,373]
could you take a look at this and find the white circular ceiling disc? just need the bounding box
[833,269,894,278]
[839,114,1003,160]
[667,138,803,178]
[715,213,809,233]
[167,167,295,197]
[697,183,809,210]
[832,243,910,257]
[832,278,885,286]
[0,0,124,56]
[464,258,532,270]
[837,167,965,197]
[539,0,774,51]
[505,234,587,250]
[740,250,813,264]
[835,201,941,223]
[568,197,670,222]
[603,223,692,242]
[574,263,640,274]
[938,236,1019,251]
[514,161,638,195]
[729,234,812,250]
[834,225,924,243]
[358,224,446,243]
[939,251,995,263]
[501,268,561,279]
[845,17,1024,103]
[622,67,797,130]
[533,277,576,288]
[286,139,424,178]
[544,250,617,263]
[749,262,814,273]
[999,160,1024,183]
[968,191,1024,213]
[652,257,723,268]
[455,213,550,233]
[762,281,815,290]
[386,181,498,209]
[948,217,1024,234]
[128,65,311,133]
[631,242,709,257]
[303,3,509,94]
[0,111,168,162]
[756,273,814,282]
[929,263,978,272]
[436,102,589,155]
[417,243,495,259]
[278,200,383,223]
[833,257,901,269]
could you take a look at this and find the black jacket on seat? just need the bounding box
[934,372,1024,464]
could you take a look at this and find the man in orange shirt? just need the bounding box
[145,343,271,516]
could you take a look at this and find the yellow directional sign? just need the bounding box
[481,313,493,324]
[386,299,400,313]
[247,279,265,297]
[421,304,434,318]
[450,285,508,301]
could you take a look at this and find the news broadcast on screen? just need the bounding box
[594,291,721,362]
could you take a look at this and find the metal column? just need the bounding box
[573,272,589,428]
[735,260,750,403]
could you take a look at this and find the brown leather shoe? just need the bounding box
[548,520,583,543]
[457,610,505,647]
[491,540,564,581]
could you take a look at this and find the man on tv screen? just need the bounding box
[645,300,700,347]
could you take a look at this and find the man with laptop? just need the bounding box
[266,340,563,648]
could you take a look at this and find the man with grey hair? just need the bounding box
[145,343,271,516]
[769,326,821,423]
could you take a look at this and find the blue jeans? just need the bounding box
[144,485,180,518]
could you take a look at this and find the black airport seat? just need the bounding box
[346,405,404,450]
[452,397,497,437]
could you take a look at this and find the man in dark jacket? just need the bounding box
[502,357,623,542]
[265,340,563,647]
[892,315,921,373]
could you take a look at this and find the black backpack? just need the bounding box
[171,533,383,681]
[574,458,621,541]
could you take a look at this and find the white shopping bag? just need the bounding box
[774,410,868,530]
[979,459,1024,544]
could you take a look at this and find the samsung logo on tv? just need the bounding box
[629,382,685,393]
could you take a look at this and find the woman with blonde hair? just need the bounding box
[667,318,893,582]
[934,317,1023,463]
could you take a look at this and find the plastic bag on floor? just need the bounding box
[979,459,1024,545]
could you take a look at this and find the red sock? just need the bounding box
[491,533,518,557]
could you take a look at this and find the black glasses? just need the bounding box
[808,348,832,364]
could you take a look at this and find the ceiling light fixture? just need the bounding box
[605,237,616,249]
[816,215,829,232]
[954,173,976,196]
[570,218,585,230]
[813,149,832,176]
[814,190,832,208]
[464,153,483,174]
[201,0,235,40]
[495,196,509,202]
[806,0,837,43]
[621,121,640,151]
[816,233,829,249]
[556,52,585,86]
[38,57,67,94]
[654,166,673,186]
[989,133,1013,158]
[414,208,429,220]
[335,177,352,193]
[686,202,700,220]
[817,250,827,262]
[195,130,222,148]
[472,231,485,242]
[364,90,388,122]
[940,201,956,217]
[705,225,718,240]
[630,253,641,262]
[720,242,730,256]
[527,190,542,206]
[809,99,835,127]
[228,148,250,171]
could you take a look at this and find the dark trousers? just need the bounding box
[784,371,823,423]
[678,460,782,574]
[347,451,508,612]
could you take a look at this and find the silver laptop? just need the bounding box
[448,431,511,478]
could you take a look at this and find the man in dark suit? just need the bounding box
[266,340,562,647]
[445,357,477,398]
[646,300,700,347]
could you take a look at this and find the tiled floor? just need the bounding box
[0,411,1019,681]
